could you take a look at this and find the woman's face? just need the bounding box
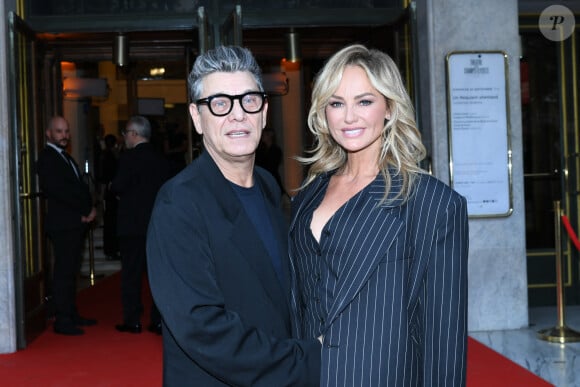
[325,65,390,158]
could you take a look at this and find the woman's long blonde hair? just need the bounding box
[299,44,426,204]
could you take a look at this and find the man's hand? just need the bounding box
[82,207,97,223]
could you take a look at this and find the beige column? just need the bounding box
[415,0,526,331]
[98,61,121,136]
[281,60,304,196]
[61,62,90,174]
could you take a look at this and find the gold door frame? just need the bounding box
[8,11,46,348]
[520,21,579,292]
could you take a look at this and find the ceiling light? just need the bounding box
[113,33,129,67]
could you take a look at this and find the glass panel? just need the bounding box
[9,11,47,347]
[521,32,562,250]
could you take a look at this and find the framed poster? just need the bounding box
[446,51,513,218]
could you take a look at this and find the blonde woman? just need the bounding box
[289,44,469,386]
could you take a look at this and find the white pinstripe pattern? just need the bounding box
[289,171,469,386]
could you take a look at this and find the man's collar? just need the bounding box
[131,140,148,148]
[46,142,64,153]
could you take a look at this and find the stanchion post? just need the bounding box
[88,224,96,286]
[82,221,104,286]
[81,172,104,286]
[538,200,580,343]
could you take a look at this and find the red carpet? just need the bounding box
[466,337,553,387]
[0,272,162,387]
[0,272,553,386]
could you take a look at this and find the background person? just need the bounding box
[98,133,120,260]
[289,44,469,386]
[147,45,320,386]
[162,122,188,175]
[36,116,97,336]
[256,127,284,194]
[111,115,172,335]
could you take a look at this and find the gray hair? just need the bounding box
[126,115,151,140]
[187,45,264,101]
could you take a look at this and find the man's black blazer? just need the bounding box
[147,150,320,387]
[36,145,92,233]
[110,142,171,237]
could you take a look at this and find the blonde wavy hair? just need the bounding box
[299,44,426,204]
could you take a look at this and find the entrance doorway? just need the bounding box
[521,27,580,306]
[8,12,47,348]
[11,3,412,348]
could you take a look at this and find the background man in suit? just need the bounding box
[111,115,171,335]
[146,45,320,386]
[98,133,120,261]
[36,116,97,336]
[255,127,285,195]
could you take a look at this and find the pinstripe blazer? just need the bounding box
[289,171,469,386]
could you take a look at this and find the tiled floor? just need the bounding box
[470,306,580,387]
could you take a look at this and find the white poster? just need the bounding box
[446,51,512,217]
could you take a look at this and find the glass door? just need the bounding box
[521,26,580,306]
[8,12,47,348]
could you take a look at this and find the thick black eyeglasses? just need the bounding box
[195,92,267,117]
[121,129,137,136]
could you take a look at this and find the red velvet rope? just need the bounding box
[561,214,580,251]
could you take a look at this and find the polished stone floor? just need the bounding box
[470,305,580,387]
[79,225,121,288]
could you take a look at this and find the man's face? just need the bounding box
[46,118,70,149]
[189,71,268,168]
[122,124,139,149]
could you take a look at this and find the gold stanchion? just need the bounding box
[538,200,580,343]
[82,223,104,286]
[87,225,96,286]
[81,173,104,286]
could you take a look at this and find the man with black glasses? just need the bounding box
[146,46,320,386]
[111,115,171,335]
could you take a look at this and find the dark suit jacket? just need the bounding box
[111,142,171,237]
[289,171,469,386]
[146,151,320,387]
[36,145,93,233]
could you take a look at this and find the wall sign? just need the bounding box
[446,51,513,217]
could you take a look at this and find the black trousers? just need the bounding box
[48,227,86,323]
[119,235,160,326]
[103,191,119,257]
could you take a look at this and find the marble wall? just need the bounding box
[415,0,528,331]
[0,0,18,353]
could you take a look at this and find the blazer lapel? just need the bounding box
[289,174,329,234]
[200,153,290,319]
[48,146,79,180]
[325,175,406,329]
